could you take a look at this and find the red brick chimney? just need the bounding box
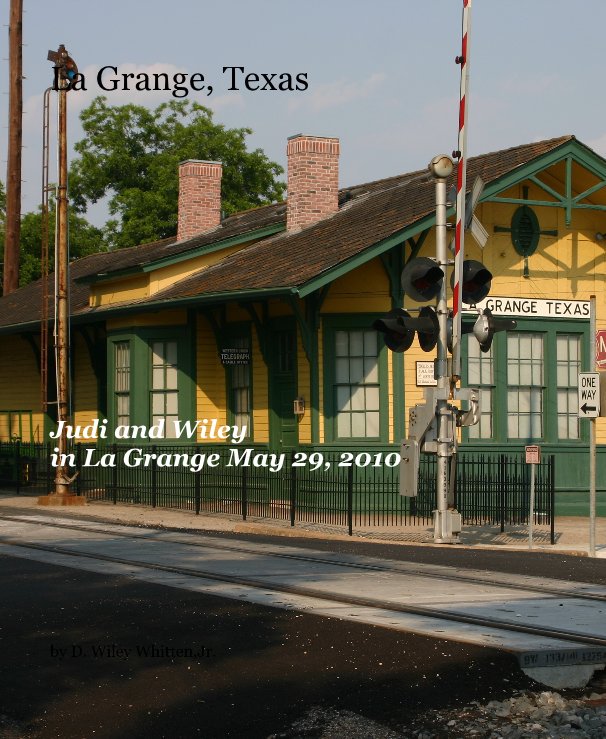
[177,160,222,241]
[286,135,340,232]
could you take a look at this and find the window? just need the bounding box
[507,333,544,439]
[108,327,193,442]
[467,340,493,439]
[0,410,34,442]
[114,341,131,427]
[464,322,586,445]
[228,335,251,434]
[334,329,380,438]
[150,340,179,438]
[556,334,581,440]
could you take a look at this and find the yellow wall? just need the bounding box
[196,315,227,433]
[72,333,100,432]
[91,238,266,308]
[0,335,44,442]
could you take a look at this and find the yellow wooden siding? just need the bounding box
[322,258,391,314]
[91,236,268,307]
[196,315,227,435]
[251,329,269,442]
[0,335,44,442]
[107,310,188,330]
[72,333,99,433]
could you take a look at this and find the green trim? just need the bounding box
[322,315,389,444]
[240,302,269,366]
[482,139,606,227]
[268,317,298,450]
[78,224,285,284]
[106,324,195,442]
[378,239,421,442]
[296,216,437,298]
[75,325,107,416]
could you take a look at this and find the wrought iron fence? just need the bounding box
[0,441,554,539]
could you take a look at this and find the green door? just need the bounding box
[269,321,298,451]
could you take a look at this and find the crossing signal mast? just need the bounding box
[38,45,85,506]
[374,3,517,542]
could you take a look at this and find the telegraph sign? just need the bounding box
[578,373,600,418]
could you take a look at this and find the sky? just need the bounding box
[3,0,606,227]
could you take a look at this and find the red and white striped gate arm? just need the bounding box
[451,0,472,381]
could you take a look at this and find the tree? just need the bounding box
[69,97,286,249]
[0,188,104,288]
[17,203,105,286]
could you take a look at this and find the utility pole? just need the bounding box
[38,45,85,506]
[3,0,23,295]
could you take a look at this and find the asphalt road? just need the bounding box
[0,551,539,739]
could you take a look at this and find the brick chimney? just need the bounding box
[286,135,340,232]
[177,160,222,241]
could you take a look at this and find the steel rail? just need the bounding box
[1,526,606,650]
[1,513,604,603]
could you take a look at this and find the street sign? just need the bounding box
[596,330,606,369]
[525,445,541,465]
[578,372,600,418]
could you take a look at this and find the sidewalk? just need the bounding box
[0,490,604,557]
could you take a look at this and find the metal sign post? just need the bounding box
[589,296,597,557]
[525,445,541,549]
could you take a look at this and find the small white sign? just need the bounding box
[525,445,541,465]
[578,372,600,418]
[416,361,437,387]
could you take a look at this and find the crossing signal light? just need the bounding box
[401,257,444,302]
[373,307,439,353]
[64,55,78,82]
[417,306,439,352]
[453,259,493,305]
[372,309,415,352]
[47,45,78,85]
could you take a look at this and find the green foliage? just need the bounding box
[70,97,286,249]
[0,192,105,288]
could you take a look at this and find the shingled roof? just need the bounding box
[0,135,578,331]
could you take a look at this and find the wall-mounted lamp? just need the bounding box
[596,233,605,242]
[293,397,305,415]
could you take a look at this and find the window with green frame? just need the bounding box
[324,319,388,442]
[150,340,179,438]
[463,320,586,443]
[114,340,131,427]
[108,326,194,440]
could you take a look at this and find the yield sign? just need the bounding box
[596,330,606,369]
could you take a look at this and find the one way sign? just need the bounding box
[578,373,600,418]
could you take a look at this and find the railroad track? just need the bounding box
[1,512,606,661]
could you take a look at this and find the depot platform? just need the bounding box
[0,489,604,557]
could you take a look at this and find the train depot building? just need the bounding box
[0,133,605,500]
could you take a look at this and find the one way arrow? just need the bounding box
[581,403,597,414]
